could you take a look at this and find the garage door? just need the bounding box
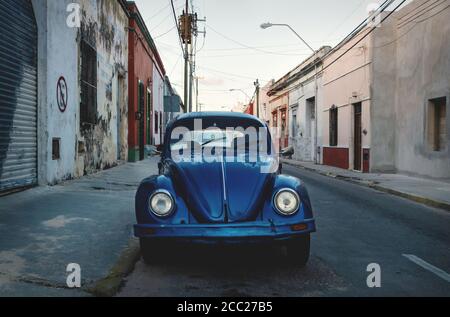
[0,0,38,192]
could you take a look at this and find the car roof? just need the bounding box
[174,112,266,125]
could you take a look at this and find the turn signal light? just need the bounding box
[143,228,156,235]
[291,224,308,231]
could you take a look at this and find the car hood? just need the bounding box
[169,158,275,223]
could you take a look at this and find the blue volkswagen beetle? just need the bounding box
[134,112,316,266]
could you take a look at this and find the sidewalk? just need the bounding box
[0,157,159,296]
[281,159,450,212]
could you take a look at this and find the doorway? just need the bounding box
[116,74,125,160]
[306,97,316,161]
[353,103,362,171]
[146,89,152,146]
[138,81,145,161]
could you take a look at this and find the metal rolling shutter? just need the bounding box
[0,0,38,192]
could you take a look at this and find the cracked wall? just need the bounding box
[33,0,128,185]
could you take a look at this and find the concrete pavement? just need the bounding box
[281,159,450,212]
[0,157,159,296]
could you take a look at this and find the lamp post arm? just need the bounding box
[270,23,315,54]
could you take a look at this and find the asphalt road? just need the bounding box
[118,164,450,297]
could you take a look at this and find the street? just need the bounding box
[118,164,450,297]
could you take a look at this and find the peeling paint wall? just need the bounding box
[75,0,128,177]
[32,0,128,185]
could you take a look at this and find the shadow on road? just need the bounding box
[118,242,349,297]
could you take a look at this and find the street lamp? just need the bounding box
[260,22,319,164]
[229,88,252,102]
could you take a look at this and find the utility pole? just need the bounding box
[179,0,190,112]
[189,41,194,113]
[195,76,199,112]
[254,79,260,118]
[179,4,205,113]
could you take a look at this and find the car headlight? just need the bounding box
[149,190,175,217]
[274,189,300,216]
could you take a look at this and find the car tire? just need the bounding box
[140,238,168,264]
[285,234,310,267]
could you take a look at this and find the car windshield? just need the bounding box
[168,116,272,159]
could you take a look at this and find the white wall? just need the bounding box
[32,0,128,185]
[152,64,165,145]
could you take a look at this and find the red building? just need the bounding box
[127,3,166,162]
[244,102,254,115]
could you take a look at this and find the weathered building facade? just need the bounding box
[268,47,331,162]
[371,0,450,178]
[0,0,129,192]
[127,3,166,161]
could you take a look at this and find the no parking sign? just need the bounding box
[56,76,68,113]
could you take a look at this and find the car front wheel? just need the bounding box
[285,234,310,267]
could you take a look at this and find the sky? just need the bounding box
[133,0,393,111]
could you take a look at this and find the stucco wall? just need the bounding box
[391,0,450,178]
[371,12,397,173]
[152,64,165,145]
[321,28,372,170]
[32,0,128,185]
[127,8,154,161]
[289,75,323,162]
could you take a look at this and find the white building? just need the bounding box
[268,47,331,160]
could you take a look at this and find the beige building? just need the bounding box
[321,28,373,172]
[320,0,450,178]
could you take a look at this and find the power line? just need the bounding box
[322,0,407,73]
[197,65,270,82]
[169,0,186,56]
[154,26,177,39]
[397,0,443,28]
[148,0,177,20]
[374,2,450,49]
[324,0,368,41]
[270,0,406,97]
[207,25,317,57]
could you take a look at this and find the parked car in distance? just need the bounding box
[134,112,316,266]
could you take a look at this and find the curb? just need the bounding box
[282,160,450,212]
[86,238,141,297]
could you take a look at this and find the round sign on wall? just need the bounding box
[56,76,68,113]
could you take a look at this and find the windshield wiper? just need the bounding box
[201,136,227,147]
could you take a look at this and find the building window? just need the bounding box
[280,109,287,135]
[155,111,159,134]
[80,40,97,126]
[291,108,298,137]
[427,97,447,152]
[272,111,278,128]
[52,138,61,160]
[329,107,338,147]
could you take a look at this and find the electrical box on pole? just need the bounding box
[179,12,193,44]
